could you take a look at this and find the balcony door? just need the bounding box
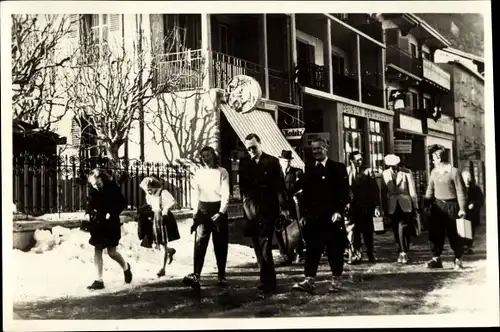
[297,40,314,65]
[332,53,345,75]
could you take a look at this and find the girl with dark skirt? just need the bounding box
[86,169,132,290]
[183,146,230,289]
[139,175,180,277]
[424,146,467,270]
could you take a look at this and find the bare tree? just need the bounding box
[11,14,76,131]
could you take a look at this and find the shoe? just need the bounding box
[400,253,409,265]
[87,280,105,290]
[454,258,464,270]
[426,257,443,269]
[397,253,404,263]
[157,268,166,278]
[167,248,176,265]
[329,276,342,292]
[257,283,277,294]
[295,255,304,263]
[218,276,228,288]
[367,253,376,263]
[279,256,293,266]
[464,247,474,255]
[183,273,201,290]
[124,263,133,284]
[292,277,315,294]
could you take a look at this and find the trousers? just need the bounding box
[428,199,463,259]
[390,202,414,253]
[193,201,228,277]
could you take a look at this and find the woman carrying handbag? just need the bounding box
[139,175,181,278]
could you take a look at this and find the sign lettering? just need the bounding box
[341,103,392,122]
[394,139,412,154]
[282,127,306,140]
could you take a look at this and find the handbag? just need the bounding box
[373,216,385,234]
[456,218,473,240]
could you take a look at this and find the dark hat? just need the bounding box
[280,150,293,160]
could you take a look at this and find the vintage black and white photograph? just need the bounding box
[2,0,497,330]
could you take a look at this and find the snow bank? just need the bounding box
[12,220,260,304]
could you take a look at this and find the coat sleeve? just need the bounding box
[406,170,419,210]
[271,157,288,207]
[219,167,231,214]
[110,184,126,216]
[380,175,389,215]
[425,170,435,201]
[336,163,350,212]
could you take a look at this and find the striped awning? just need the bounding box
[220,104,305,170]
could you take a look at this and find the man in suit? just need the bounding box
[275,149,304,265]
[239,133,287,294]
[346,151,381,264]
[292,138,350,293]
[381,154,419,264]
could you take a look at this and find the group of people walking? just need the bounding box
[83,134,484,295]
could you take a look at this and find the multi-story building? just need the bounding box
[379,13,453,202]
[435,48,485,192]
[295,14,393,172]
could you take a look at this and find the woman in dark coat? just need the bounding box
[86,169,132,290]
[462,170,485,254]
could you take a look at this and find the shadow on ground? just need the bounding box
[13,220,487,319]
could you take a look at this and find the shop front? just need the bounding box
[393,111,428,204]
[426,114,456,173]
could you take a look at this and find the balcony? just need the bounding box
[298,62,384,108]
[154,50,299,105]
[386,45,421,79]
[329,14,384,43]
[422,58,451,91]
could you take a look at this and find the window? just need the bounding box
[410,43,418,58]
[423,96,432,110]
[422,51,430,60]
[297,40,315,65]
[369,120,385,173]
[80,14,110,62]
[404,91,419,110]
[344,115,365,165]
[332,53,345,75]
[218,24,228,54]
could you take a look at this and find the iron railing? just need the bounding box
[154,49,205,92]
[13,154,192,216]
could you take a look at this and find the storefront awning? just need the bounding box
[219,103,305,170]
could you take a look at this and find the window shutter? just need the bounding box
[71,117,82,147]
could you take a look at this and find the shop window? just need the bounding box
[344,115,364,165]
[369,120,385,173]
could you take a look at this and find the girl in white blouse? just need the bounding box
[182,146,230,290]
[139,175,179,277]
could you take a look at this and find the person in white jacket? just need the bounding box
[182,146,230,290]
[381,154,419,264]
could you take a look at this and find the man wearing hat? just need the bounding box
[275,149,304,265]
[381,154,419,264]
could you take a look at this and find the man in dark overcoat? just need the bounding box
[239,133,287,294]
[292,137,350,293]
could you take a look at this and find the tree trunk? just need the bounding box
[106,143,122,183]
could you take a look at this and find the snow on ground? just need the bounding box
[421,260,495,315]
[12,220,261,304]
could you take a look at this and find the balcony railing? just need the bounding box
[154,49,205,92]
[297,62,327,92]
[332,72,359,101]
[154,50,298,105]
[386,45,421,78]
[361,83,384,108]
[422,58,451,90]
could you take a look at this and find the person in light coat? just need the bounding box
[381,154,419,264]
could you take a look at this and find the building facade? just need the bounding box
[436,51,485,192]
[379,13,453,203]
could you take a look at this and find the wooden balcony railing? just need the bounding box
[422,58,451,90]
[386,45,421,78]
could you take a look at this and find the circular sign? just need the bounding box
[225,75,262,114]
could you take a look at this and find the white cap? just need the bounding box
[384,154,401,166]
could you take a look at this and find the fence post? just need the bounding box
[24,154,30,215]
[40,156,46,214]
[32,157,39,215]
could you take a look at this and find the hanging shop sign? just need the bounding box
[282,127,305,140]
[224,75,262,114]
[394,139,412,154]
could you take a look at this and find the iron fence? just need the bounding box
[13,154,192,216]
